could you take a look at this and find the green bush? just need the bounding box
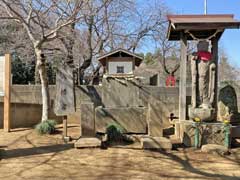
[106,123,124,142]
[35,120,57,135]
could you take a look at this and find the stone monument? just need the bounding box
[188,40,216,122]
[218,85,240,125]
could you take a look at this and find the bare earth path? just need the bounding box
[0,126,240,180]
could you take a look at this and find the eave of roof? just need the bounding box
[167,14,240,41]
[97,48,143,67]
[97,48,143,61]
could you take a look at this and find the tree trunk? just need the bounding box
[35,48,49,122]
[34,65,41,84]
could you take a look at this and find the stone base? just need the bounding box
[63,136,71,143]
[180,120,230,147]
[201,144,229,155]
[231,126,240,138]
[74,138,101,148]
[188,106,215,122]
[140,136,172,150]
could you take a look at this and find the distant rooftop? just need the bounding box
[167,14,240,40]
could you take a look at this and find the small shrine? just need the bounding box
[167,14,240,147]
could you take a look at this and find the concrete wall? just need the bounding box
[0,103,60,128]
[0,85,65,128]
[82,78,191,135]
[1,82,239,134]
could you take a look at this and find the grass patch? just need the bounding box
[35,120,57,135]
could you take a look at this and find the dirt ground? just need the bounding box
[0,125,240,180]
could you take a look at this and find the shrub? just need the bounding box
[106,123,124,142]
[35,119,57,135]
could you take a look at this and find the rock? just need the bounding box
[218,85,240,124]
[201,144,229,155]
[140,136,172,150]
[75,138,101,148]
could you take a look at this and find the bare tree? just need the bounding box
[219,48,240,83]
[0,0,84,121]
[153,25,180,76]
[80,0,169,83]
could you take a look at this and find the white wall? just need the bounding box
[108,61,133,74]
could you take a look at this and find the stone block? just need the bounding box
[140,136,172,150]
[148,103,163,137]
[76,85,102,107]
[147,97,179,137]
[81,103,95,137]
[231,126,240,138]
[180,120,229,147]
[74,138,101,148]
[95,107,147,133]
[201,144,229,155]
[102,78,140,108]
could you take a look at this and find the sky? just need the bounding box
[163,0,240,68]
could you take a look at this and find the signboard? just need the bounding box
[0,56,5,96]
[54,65,75,116]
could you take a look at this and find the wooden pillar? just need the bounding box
[179,32,187,121]
[211,36,220,112]
[4,54,11,132]
[63,116,68,138]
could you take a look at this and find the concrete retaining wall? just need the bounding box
[0,82,239,134]
[0,85,65,128]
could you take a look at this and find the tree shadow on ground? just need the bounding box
[0,143,73,160]
[148,149,240,180]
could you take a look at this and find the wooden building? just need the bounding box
[97,49,143,75]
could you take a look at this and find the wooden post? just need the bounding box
[63,116,68,138]
[4,54,11,132]
[211,36,219,112]
[179,32,187,121]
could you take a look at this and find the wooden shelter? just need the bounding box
[98,49,143,75]
[167,14,240,122]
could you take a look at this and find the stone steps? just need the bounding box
[140,136,172,150]
[74,137,102,148]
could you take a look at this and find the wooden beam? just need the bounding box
[4,54,11,132]
[179,32,187,121]
[175,23,240,30]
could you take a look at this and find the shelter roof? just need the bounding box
[167,14,240,40]
[97,48,143,67]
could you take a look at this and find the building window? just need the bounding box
[117,66,124,73]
